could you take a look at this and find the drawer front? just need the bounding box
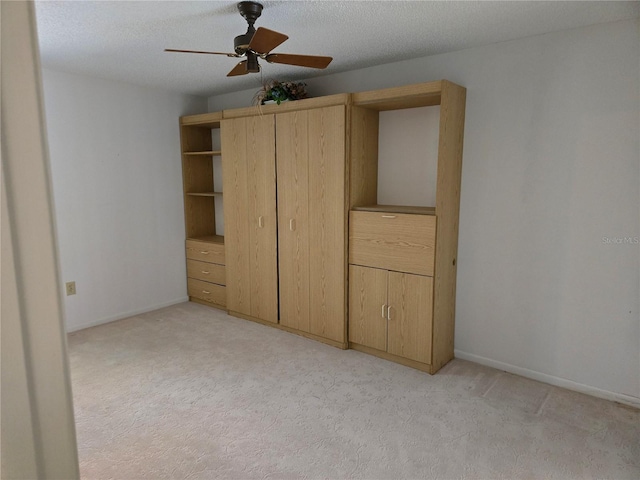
[349,211,436,276]
[186,239,225,264]
[187,259,226,285]
[188,278,226,307]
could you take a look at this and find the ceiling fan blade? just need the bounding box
[227,60,249,77]
[248,27,288,54]
[265,53,332,69]
[165,48,238,58]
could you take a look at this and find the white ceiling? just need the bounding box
[35,1,639,98]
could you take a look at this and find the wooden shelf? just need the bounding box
[186,192,223,197]
[187,235,224,245]
[184,150,221,156]
[352,204,436,216]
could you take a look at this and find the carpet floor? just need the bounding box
[68,302,639,479]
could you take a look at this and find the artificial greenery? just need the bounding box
[256,80,308,105]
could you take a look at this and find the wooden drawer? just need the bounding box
[188,278,226,307]
[186,239,225,264]
[349,211,436,276]
[187,259,225,285]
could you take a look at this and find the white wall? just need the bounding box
[42,69,208,332]
[208,19,640,404]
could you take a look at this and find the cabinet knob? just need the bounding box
[202,290,211,295]
[289,219,296,231]
[200,251,209,255]
[387,305,392,320]
[201,270,210,274]
[381,304,387,318]
[258,216,264,228]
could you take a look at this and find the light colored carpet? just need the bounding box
[68,302,639,479]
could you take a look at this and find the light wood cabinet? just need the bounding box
[349,265,433,364]
[277,106,347,343]
[348,80,466,374]
[221,115,278,324]
[180,113,226,309]
[179,80,465,372]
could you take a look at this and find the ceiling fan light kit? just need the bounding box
[165,1,333,77]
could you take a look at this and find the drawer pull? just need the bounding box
[202,290,211,294]
[201,270,210,274]
[258,216,264,228]
[200,251,209,255]
[381,304,387,318]
[381,215,397,219]
[289,219,296,231]
[387,305,392,320]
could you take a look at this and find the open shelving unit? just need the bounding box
[180,111,226,309]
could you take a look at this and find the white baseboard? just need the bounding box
[454,349,640,409]
[66,297,189,333]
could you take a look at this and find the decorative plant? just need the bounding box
[255,80,308,105]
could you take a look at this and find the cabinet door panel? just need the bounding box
[349,265,387,351]
[276,111,310,332]
[221,118,251,315]
[222,116,278,322]
[387,272,433,364]
[308,105,346,342]
[246,116,278,323]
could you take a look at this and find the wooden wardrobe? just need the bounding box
[179,81,466,373]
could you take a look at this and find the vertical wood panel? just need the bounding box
[247,115,278,323]
[221,117,251,315]
[308,105,346,342]
[348,265,388,351]
[276,111,310,332]
[432,81,466,371]
[388,272,433,364]
[349,106,379,209]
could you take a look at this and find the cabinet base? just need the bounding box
[349,342,449,374]
[228,310,348,350]
[189,297,226,310]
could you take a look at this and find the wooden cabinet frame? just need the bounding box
[179,80,466,370]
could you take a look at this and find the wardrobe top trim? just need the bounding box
[180,80,461,125]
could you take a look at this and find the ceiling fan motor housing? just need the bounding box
[234,1,263,55]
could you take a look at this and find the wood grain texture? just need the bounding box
[180,111,222,127]
[432,80,466,373]
[246,115,278,324]
[352,205,435,216]
[352,81,443,110]
[349,106,379,209]
[349,211,436,276]
[181,126,215,238]
[187,259,226,285]
[276,111,310,333]
[222,94,350,119]
[387,272,433,364]
[222,116,278,323]
[348,265,388,351]
[187,278,226,307]
[348,343,432,373]
[185,239,225,265]
[307,106,347,343]
[221,117,251,316]
[228,310,348,350]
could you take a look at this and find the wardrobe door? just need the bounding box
[307,105,347,342]
[222,115,278,323]
[387,272,433,364]
[276,111,310,332]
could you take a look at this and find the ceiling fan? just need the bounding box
[165,1,333,77]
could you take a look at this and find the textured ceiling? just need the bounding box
[35,1,639,98]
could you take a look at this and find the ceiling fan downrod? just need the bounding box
[234,1,263,56]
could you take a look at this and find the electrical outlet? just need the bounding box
[65,281,76,296]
